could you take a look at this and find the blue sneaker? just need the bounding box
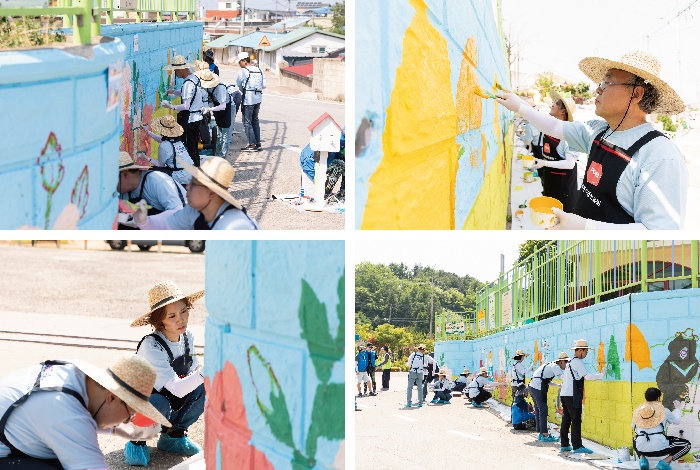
[416,403,423,408]
[572,447,593,454]
[472,402,483,408]
[655,461,671,470]
[443,400,451,404]
[542,435,560,442]
[639,456,649,470]
[405,403,412,407]
[431,399,439,403]
[537,434,544,441]
[157,432,201,456]
[124,442,150,466]
[560,446,573,452]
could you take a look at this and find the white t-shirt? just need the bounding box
[632,407,675,453]
[0,363,107,470]
[157,141,193,186]
[120,170,187,212]
[406,352,427,372]
[563,120,688,229]
[511,361,528,386]
[181,74,204,123]
[529,362,565,390]
[136,330,200,391]
[236,66,266,106]
[166,202,260,230]
[467,375,490,398]
[560,357,589,397]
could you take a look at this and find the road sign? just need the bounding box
[259,35,271,46]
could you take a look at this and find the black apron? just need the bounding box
[193,205,257,230]
[531,133,544,187]
[207,84,232,129]
[540,134,578,212]
[568,359,586,409]
[534,362,555,399]
[137,334,193,413]
[0,361,87,469]
[573,127,666,223]
[176,77,201,130]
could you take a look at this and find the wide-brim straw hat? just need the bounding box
[195,69,220,89]
[130,280,204,328]
[417,344,427,351]
[512,349,530,359]
[164,55,192,71]
[479,367,489,376]
[438,369,447,376]
[192,60,208,72]
[569,339,594,350]
[556,352,572,361]
[633,401,666,429]
[150,115,183,138]
[462,369,470,375]
[549,89,576,122]
[72,354,171,427]
[176,156,243,210]
[578,51,685,115]
[119,152,149,171]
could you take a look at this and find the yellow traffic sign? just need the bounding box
[258,35,271,46]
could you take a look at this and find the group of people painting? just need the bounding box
[497,50,688,230]
[0,281,205,469]
[116,49,266,230]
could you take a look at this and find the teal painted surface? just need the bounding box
[205,241,345,470]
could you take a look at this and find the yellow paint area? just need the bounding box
[456,36,482,134]
[361,0,459,230]
[625,323,652,370]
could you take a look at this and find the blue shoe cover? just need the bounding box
[472,402,483,408]
[655,461,672,470]
[443,400,451,404]
[124,442,150,466]
[157,433,202,456]
[572,447,593,454]
[639,457,649,470]
[560,446,573,452]
[431,399,439,403]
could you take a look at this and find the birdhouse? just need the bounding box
[307,112,343,152]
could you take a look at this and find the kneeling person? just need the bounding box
[511,385,536,430]
[429,370,452,404]
[467,367,496,407]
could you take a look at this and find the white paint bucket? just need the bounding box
[617,447,630,462]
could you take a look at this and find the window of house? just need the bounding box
[319,47,325,53]
[225,2,231,7]
[311,46,318,53]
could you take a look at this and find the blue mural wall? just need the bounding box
[204,241,345,470]
[436,289,700,458]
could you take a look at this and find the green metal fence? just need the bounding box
[436,240,699,341]
[0,0,195,44]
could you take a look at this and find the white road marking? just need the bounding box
[532,454,586,466]
[447,430,484,440]
[392,414,418,422]
[280,144,302,153]
[356,403,372,408]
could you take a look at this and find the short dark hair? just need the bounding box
[514,355,523,361]
[645,387,662,402]
[126,168,141,174]
[629,75,660,114]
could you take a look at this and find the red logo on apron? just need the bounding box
[587,162,603,186]
[543,143,550,154]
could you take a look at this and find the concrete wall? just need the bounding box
[280,70,314,93]
[0,38,126,229]
[203,241,345,470]
[435,289,700,460]
[313,58,344,101]
[355,0,513,229]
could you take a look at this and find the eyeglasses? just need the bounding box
[186,180,208,190]
[597,81,634,91]
[122,400,136,424]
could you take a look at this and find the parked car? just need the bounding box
[106,240,205,253]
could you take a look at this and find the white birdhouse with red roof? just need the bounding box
[308,112,342,152]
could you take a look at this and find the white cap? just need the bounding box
[237,51,250,62]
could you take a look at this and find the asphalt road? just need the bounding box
[0,246,206,470]
[356,372,608,470]
[215,64,345,230]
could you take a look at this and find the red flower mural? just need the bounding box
[71,166,89,218]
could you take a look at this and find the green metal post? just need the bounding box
[692,240,698,289]
[558,241,565,315]
[106,0,113,24]
[595,240,602,304]
[641,240,648,292]
[72,0,92,43]
[135,0,141,22]
[62,0,73,28]
[533,257,539,319]
[91,0,101,38]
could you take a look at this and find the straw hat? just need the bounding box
[417,344,427,351]
[164,55,192,71]
[555,352,572,362]
[119,152,149,171]
[72,354,171,427]
[578,50,685,115]
[569,339,594,350]
[511,349,530,359]
[478,367,489,376]
[130,280,204,328]
[192,60,208,72]
[150,115,183,138]
[633,401,666,429]
[175,156,243,210]
[462,369,470,375]
[438,369,447,376]
[549,89,577,122]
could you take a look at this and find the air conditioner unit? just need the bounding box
[116,0,135,9]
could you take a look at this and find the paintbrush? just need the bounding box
[475,87,498,99]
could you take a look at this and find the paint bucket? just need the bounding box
[522,155,534,168]
[524,172,533,183]
[617,447,630,462]
[529,196,563,228]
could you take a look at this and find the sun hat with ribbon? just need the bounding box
[417,344,427,351]
[150,115,183,138]
[462,369,470,375]
[438,369,447,376]
[556,352,572,362]
[549,89,577,122]
[478,367,489,376]
[578,50,685,115]
[195,69,221,89]
[511,349,530,359]
[175,156,243,210]
[119,152,149,172]
[191,60,208,72]
[130,280,204,328]
[633,401,666,429]
[569,339,594,350]
[71,354,171,427]
[164,55,192,71]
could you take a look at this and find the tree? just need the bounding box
[575,82,591,100]
[534,73,557,101]
[658,115,676,132]
[329,1,345,35]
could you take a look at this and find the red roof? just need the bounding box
[282,63,314,78]
[307,112,342,132]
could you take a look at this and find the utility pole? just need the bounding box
[240,0,245,36]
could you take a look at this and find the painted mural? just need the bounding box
[436,290,700,461]
[204,241,345,470]
[355,0,513,230]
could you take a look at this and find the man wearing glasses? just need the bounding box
[0,355,170,470]
[497,51,688,230]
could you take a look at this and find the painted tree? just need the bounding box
[606,335,621,380]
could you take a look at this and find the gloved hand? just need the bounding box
[201,107,211,115]
[166,88,177,95]
[584,372,604,381]
[495,92,529,114]
[549,208,596,230]
[673,400,682,410]
[528,159,546,170]
[161,100,171,109]
[133,199,149,226]
[113,424,147,440]
[192,363,204,379]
